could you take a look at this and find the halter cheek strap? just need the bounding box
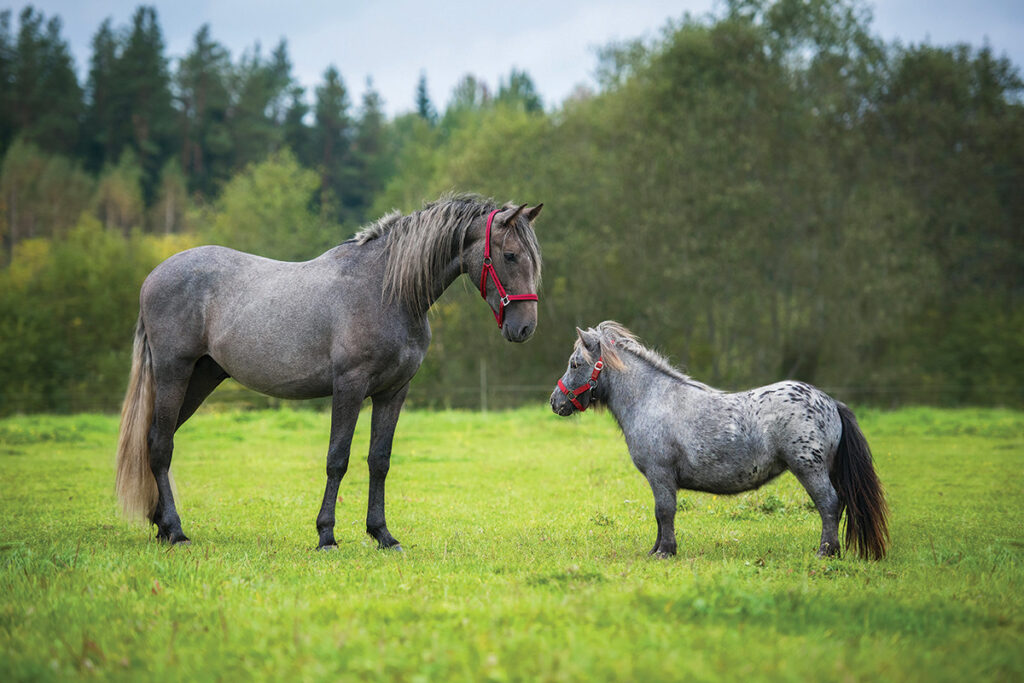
[479,209,539,327]
[557,357,604,412]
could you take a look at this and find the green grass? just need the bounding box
[1,405,1022,681]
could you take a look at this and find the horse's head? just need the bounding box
[472,203,543,343]
[551,326,608,415]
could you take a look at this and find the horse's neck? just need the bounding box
[392,216,484,318]
[428,221,483,312]
[605,358,702,432]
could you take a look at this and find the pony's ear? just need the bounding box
[576,326,600,350]
[498,203,528,227]
[525,204,543,223]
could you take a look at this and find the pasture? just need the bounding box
[1,405,1022,681]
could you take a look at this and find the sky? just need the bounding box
[13,0,1024,117]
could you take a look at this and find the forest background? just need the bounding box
[0,0,1021,415]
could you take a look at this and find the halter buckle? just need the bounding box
[500,295,510,306]
[483,256,492,266]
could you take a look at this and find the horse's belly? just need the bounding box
[208,331,334,399]
[225,362,334,400]
[677,444,786,494]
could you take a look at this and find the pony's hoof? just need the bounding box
[380,543,404,553]
[317,544,338,552]
[172,538,191,547]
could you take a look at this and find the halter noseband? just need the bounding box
[479,209,539,327]
[557,357,604,412]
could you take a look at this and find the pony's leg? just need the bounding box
[790,461,841,557]
[148,357,195,544]
[646,471,678,557]
[365,384,410,550]
[175,356,228,431]
[315,385,364,550]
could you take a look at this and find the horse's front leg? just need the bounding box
[315,381,364,550]
[646,471,678,557]
[365,383,410,550]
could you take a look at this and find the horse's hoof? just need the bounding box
[317,544,338,552]
[380,543,404,553]
[172,538,191,547]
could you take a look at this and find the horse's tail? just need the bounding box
[115,315,158,521]
[831,401,889,560]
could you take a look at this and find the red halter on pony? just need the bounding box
[557,357,605,412]
[479,209,539,327]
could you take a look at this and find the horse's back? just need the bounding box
[741,380,842,466]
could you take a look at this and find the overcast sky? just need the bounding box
[16,0,1024,116]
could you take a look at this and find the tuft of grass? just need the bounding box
[0,405,1021,681]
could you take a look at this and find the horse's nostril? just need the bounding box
[520,324,533,339]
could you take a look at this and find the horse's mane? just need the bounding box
[353,193,542,311]
[578,320,720,393]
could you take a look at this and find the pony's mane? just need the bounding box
[353,193,541,311]
[578,320,720,392]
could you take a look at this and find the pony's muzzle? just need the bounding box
[550,388,575,416]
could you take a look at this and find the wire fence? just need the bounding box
[2,381,1022,416]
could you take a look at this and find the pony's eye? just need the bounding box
[503,252,517,263]
[570,360,580,369]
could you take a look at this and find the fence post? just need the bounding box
[479,357,487,412]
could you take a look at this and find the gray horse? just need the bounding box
[550,321,889,560]
[116,194,543,549]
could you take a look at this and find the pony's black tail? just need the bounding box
[831,402,889,560]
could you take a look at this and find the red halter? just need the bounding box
[557,357,604,412]
[479,209,539,327]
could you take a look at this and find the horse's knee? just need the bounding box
[367,451,391,479]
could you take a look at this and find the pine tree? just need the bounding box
[283,85,312,166]
[415,72,436,124]
[83,19,120,171]
[0,11,16,156]
[175,24,232,197]
[312,65,353,220]
[11,8,82,156]
[117,6,176,205]
[230,39,293,168]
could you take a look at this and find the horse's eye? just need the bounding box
[570,360,580,369]
[503,252,517,263]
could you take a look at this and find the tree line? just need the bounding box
[0,0,1021,414]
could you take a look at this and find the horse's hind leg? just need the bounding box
[175,356,228,431]
[789,459,841,557]
[148,357,196,544]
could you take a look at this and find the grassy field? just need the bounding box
[1,405,1022,681]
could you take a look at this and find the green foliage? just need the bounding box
[0,139,94,250]
[0,217,195,414]
[0,407,1021,680]
[206,149,333,262]
[6,7,81,156]
[92,150,145,234]
[175,24,233,197]
[0,0,1021,411]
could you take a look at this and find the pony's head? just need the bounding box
[470,202,543,343]
[550,323,631,415]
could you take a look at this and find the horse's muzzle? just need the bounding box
[502,320,536,343]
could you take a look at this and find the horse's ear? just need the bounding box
[526,204,543,223]
[499,203,528,226]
